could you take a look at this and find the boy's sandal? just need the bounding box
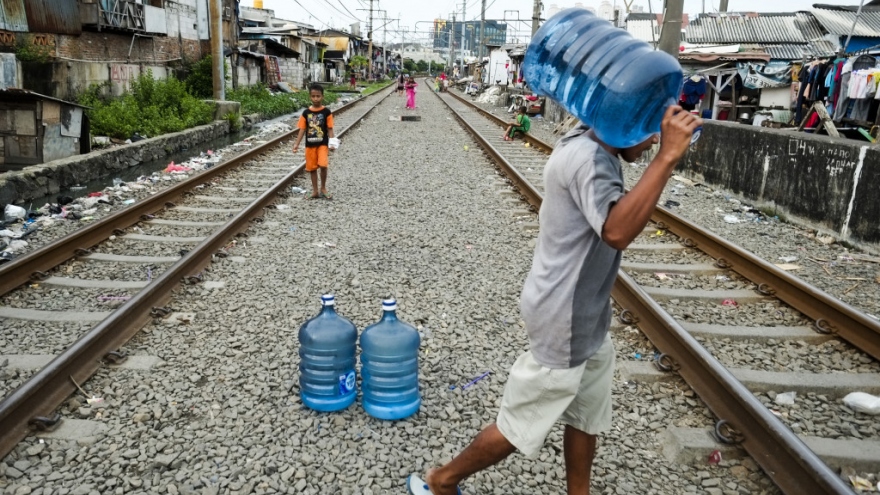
[320,192,333,200]
[406,474,462,495]
[309,193,321,200]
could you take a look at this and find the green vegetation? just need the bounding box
[78,72,213,139]
[226,84,338,119]
[185,55,215,98]
[349,55,370,73]
[15,37,52,63]
[361,81,392,95]
[223,111,242,132]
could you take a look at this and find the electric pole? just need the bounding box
[719,0,729,11]
[461,0,467,72]
[368,0,374,80]
[209,0,224,100]
[532,0,542,37]
[449,14,455,73]
[479,0,486,59]
[657,0,684,57]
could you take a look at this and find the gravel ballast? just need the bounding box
[0,88,785,494]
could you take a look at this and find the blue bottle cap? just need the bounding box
[382,298,398,311]
[321,294,336,306]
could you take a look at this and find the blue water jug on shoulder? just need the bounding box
[298,294,358,412]
[359,298,421,420]
[523,8,684,149]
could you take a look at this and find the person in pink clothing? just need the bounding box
[405,77,418,110]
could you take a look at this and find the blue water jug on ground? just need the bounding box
[360,298,421,420]
[298,294,358,412]
[523,8,683,149]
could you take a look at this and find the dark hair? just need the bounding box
[309,83,324,94]
[518,106,527,113]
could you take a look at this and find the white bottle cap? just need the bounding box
[382,298,397,311]
[321,294,336,306]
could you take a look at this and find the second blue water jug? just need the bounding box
[523,7,684,149]
[298,294,358,412]
[360,298,421,420]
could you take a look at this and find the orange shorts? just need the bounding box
[304,146,329,172]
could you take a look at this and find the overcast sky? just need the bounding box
[257,0,859,43]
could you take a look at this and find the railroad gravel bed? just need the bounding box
[0,86,783,495]
[698,337,880,374]
[628,271,754,291]
[0,320,93,356]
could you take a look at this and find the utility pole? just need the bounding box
[209,0,224,100]
[449,14,455,72]
[657,0,684,57]
[461,0,467,72]
[479,0,486,59]
[532,0,542,37]
[719,0,729,12]
[368,0,374,80]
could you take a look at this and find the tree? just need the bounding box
[416,60,429,72]
[349,55,369,74]
[403,59,418,73]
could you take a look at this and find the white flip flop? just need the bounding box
[406,474,462,495]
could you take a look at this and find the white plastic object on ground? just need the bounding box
[4,204,26,222]
[843,392,880,415]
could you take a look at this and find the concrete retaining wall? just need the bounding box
[0,121,229,206]
[680,120,880,244]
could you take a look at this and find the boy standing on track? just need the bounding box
[293,84,335,200]
[407,105,702,495]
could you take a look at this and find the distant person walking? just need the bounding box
[292,84,336,200]
[398,72,406,96]
[405,77,418,110]
[350,73,356,90]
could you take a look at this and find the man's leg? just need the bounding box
[426,424,516,495]
[563,425,597,495]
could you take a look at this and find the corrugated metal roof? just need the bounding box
[25,0,81,35]
[754,41,837,59]
[811,8,880,37]
[0,0,28,32]
[686,12,825,44]
[626,18,659,44]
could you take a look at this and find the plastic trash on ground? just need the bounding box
[4,204,26,222]
[774,391,797,406]
[723,215,741,224]
[843,392,880,415]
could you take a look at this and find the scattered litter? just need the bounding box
[774,391,797,406]
[290,187,307,194]
[122,199,136,205]
[457,371,492,391]
[708,450,722,465]
[849,476,873,491]
[313,241,336,248]
[672,175,697,187]
[816,235,835,245]
[663,200,680,208]
[715,275,730,282]
[4,204,26,222]
[774,263,801,271]
[165,162,192,173]
[655,273,669,281]
[86,397,105,406]
[275,204,291,210]
[70,185,86,191]
[463,145,469,151]
[112,178,124,186]
[651,230,665,237]
[721,299,738,307]
[778,256,798,263]
[723,215,741,224]
[842,392,880,415]
[633,353,642,359]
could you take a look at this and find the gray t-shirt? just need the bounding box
[520,126,624,369]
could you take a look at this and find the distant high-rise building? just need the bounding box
[433,19,507,52]
[598,0,614,20]
[631,5,645,13]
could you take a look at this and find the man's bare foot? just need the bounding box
[425,468,460,495]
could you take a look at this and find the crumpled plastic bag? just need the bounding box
[4,204,26,223]
[843,392,880,415]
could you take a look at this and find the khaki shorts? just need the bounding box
[496,332,614,458]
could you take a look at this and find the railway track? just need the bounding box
[0,85,395,458]
[435,84,879,494]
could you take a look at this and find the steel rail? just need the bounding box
[0,84,394,297]
[444,88,880,362]
[0,86,396,459]
[434,87,855,495]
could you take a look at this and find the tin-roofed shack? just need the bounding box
[0,89,88,171]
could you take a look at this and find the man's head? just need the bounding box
[619,133,660,163]
[308,83,324,106]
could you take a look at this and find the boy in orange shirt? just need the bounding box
[293,84,335,199]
